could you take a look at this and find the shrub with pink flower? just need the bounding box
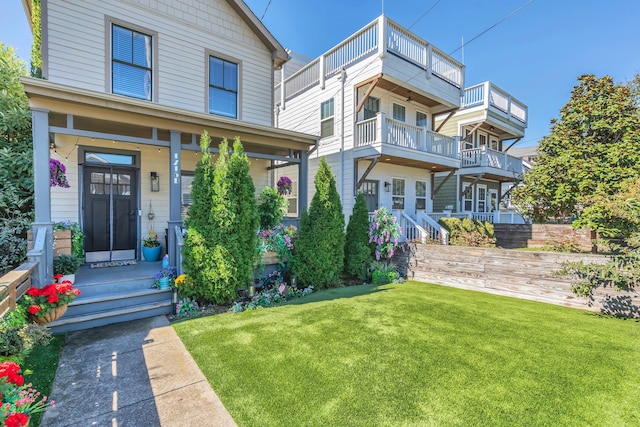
[368,207,404,262]
[0,361,55,426]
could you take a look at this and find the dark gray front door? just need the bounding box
[362,180,379,213]
[84,166,137,262]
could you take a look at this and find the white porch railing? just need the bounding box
[426,210,528,224]
[400,212,429,244]
[460,146,524,174]
[461,81,528,125]
[356,113,458,159]
[417,212,448,244]
[278,16,463,106]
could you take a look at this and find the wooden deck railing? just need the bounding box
[0,262,37,319]
[460,146,524,174]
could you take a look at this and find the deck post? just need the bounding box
[298,149,309,215]
[31,108,53,288]
[168,130,183,270]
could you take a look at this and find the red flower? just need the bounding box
[27,305,41,315]
[53,273,64,280]
[47,294,59,304]
[26,287,41,297]
[4,413,29,427]
[73,288,81,296]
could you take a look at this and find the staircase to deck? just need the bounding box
[48,262,173,333]
[403,244,640,317]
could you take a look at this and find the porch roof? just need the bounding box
[21,77,317,156]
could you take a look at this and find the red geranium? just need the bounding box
[19,277,80,319]
[4,413,29,427]
[0,363,54,425]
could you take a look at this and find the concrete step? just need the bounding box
[48,300,173,333]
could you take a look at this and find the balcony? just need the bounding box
[461,82,527,129]
[460,146,524,177]
[355,113,459,168]
[275,16,464,108]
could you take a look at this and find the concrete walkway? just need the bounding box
[41,316,236,427]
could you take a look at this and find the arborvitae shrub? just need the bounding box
[257,186,285,230]
[292,159,345,289]
[344,192,372,280]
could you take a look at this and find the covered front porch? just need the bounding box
[22,77,317,292]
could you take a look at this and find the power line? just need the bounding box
[261,0,273,21]
[407,0,441,30]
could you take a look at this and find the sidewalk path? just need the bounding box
[40,316,237,426]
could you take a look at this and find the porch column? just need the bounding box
[298,149,309,215]
[31,108,53,288]
[167,130,182,271]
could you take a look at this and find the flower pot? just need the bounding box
[143,245,161,262]
[59,274,75,284]
[158,277,171,290]
[29,305,68,325]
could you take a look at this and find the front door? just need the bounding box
[362,180,379,213]
[84,166,138,262]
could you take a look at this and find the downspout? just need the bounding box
[339,67,346,208]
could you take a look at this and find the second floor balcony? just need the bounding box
[460,146,524,178]
[461,82,528,131]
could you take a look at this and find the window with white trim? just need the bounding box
[392,178,405,210]
[416,111,428,127]
[364,97,379,120]
[415,180,427,210]
[479,132,487,148]
[209,56,238,118]
[477,185,487,212]
[285,181,298,217]
[463,183,473,212]
[393,103,406,122]
[320,98,335,138]
[490,137,499,150]
[112,24,153,100]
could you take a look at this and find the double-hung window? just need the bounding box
[364,97,379,120]
[416,112,428,127]
[415,180,427,210]
[112,24,153,100]
[209,56,238,118]
[320,98,335,138]
[392,178,405,210]
[393,103,406,122]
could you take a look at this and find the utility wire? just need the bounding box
[261,0,273,21]
[407,0,441,30]
[288,0,534,135]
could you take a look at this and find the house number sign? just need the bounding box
[173,152,180,184]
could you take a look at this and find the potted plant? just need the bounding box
[0,361,55,426]
[53,254,83,284]
[153,266,177,290]
[142,230,161,262]
[20,278,81,325]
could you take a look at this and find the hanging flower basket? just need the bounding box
[276,176,292,195]
[50,158,70,188]
[28,305,68,325]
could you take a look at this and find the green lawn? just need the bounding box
[174,281,640,426]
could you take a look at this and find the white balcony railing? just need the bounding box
[461,82,527,125]
[278,16,464,106]
[356,113,458,159]
[426,210,528,225]
[460,146,524,175]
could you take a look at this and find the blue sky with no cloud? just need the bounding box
[2,0,639,147]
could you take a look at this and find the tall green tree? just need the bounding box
[0,44,33,275]
[512,74,640,222]
[344,192,372,280]
[292,158,345,289]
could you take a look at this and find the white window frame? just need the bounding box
[285,180,298,217]
[364,97,379,120]
[490,137,499,150]
[488,189,498,212]
[416,111,428,128]
[477,185,488,213]
[392,177,405,210]
[392,103,406,122]
[415,180,427,211]
[320,98,335,138]
[478,132,487,148]
[462,183,474,212]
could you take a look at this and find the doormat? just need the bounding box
[90,260,137,269]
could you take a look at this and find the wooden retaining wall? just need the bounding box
[404,244,639,317]
[494,224,593,251]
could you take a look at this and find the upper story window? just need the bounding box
[112,24,152,101]
[393,103,406,122]
[416,112,428,127]
[490,137,500,150]
[364,97,379,120]
[320,98,335,138]
[209,56,238,118]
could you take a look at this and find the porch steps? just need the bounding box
[48,262,173,333]
[404,245,640,316]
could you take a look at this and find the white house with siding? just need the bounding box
[20,0,316,288]
[274,15,529,243]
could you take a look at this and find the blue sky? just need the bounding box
[2,0,639,147]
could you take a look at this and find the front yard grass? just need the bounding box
[174,281,640,426]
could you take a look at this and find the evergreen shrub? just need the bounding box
[439,217,496,247]
[344,192,372,280]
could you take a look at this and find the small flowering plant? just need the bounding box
[153,266,177,288]
[49,158,70,188]
[369,207,404,262]
[142,230,160,248]
[0,361,55,427]
[20,278,80,318]
[276,176,292,195]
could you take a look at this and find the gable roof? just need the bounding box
[22,0,289,69]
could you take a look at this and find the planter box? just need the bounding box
[27,229,72,256]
